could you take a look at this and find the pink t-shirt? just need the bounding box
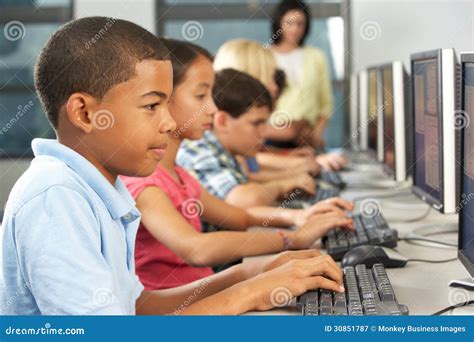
[121,166,214,290]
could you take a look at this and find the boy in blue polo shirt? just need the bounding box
[1,18,345,315]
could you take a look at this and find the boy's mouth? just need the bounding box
[149,144,168,159]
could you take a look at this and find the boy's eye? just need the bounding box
[144,103,159,111]
[196,94,206,100]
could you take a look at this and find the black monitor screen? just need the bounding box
[413,59,441,202]
[368,68,378,152]
[382,66,395,173]
[460,62,474,268]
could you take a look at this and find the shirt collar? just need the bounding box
[32,138,139,221]
[203,131,243,170]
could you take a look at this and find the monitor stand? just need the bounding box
[404,223,458,248]
[347,179,409,190]
[449,279,474,291]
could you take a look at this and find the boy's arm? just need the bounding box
[225,174,316,209]
[201,185,353,231]
[255,152,321,175]
[136,252,344,315]
[136,263,248,315]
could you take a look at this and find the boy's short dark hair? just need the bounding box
[213,68,273,118]
[34,16,170,128]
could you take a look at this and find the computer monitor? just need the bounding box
[358,69,369,151]
[457,53,474,281]
[410,48,460,214]
[350,73,359,150]
[367,67,384,161]
[381,61,413,182]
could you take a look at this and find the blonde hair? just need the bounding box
[213,39,276,89]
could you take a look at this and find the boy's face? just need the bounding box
[169,55,217,141]
[223,105,270,157]
[71,59,176,178]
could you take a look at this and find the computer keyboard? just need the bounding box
[297,263,408,315]
[320,170,346,189]
[323,213,398,260]
[304,185,340,204]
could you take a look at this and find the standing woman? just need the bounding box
[269,0,334,150]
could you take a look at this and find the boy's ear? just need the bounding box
[213,110,230,130]
[64,92,101,134]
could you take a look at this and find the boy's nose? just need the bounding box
[161,108,177,133]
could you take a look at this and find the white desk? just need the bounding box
[244,163,474,315]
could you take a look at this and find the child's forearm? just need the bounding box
[185,230,286,266]
[247,168,304,183]
[226,183,279,207]
[246,206,296,228]
[136,263,250,315]
[178,281,256,315]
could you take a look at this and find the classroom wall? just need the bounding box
[351,0,474,72]
[2,0,473,210]
[74,0,156,34]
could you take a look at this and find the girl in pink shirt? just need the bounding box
[122,39,354,290]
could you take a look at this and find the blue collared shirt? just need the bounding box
[0,139,144,315]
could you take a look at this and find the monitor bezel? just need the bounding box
[410,49,445,211]
[366,65,381,157]
[380,61,409,182]
[458,53,474,277]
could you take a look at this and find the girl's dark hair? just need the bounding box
[159,38,213,87]
[271,0,311,46]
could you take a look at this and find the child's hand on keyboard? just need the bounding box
[241,249,322,279]
[282,173,316,197]
[289,212,354,249]
[245,254,344,312]
[316,153,348,171]
[292,198,352,226]
[305,197,354,215]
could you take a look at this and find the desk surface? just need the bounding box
[244,163,474,315]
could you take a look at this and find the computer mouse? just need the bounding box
[341,245,408,268]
